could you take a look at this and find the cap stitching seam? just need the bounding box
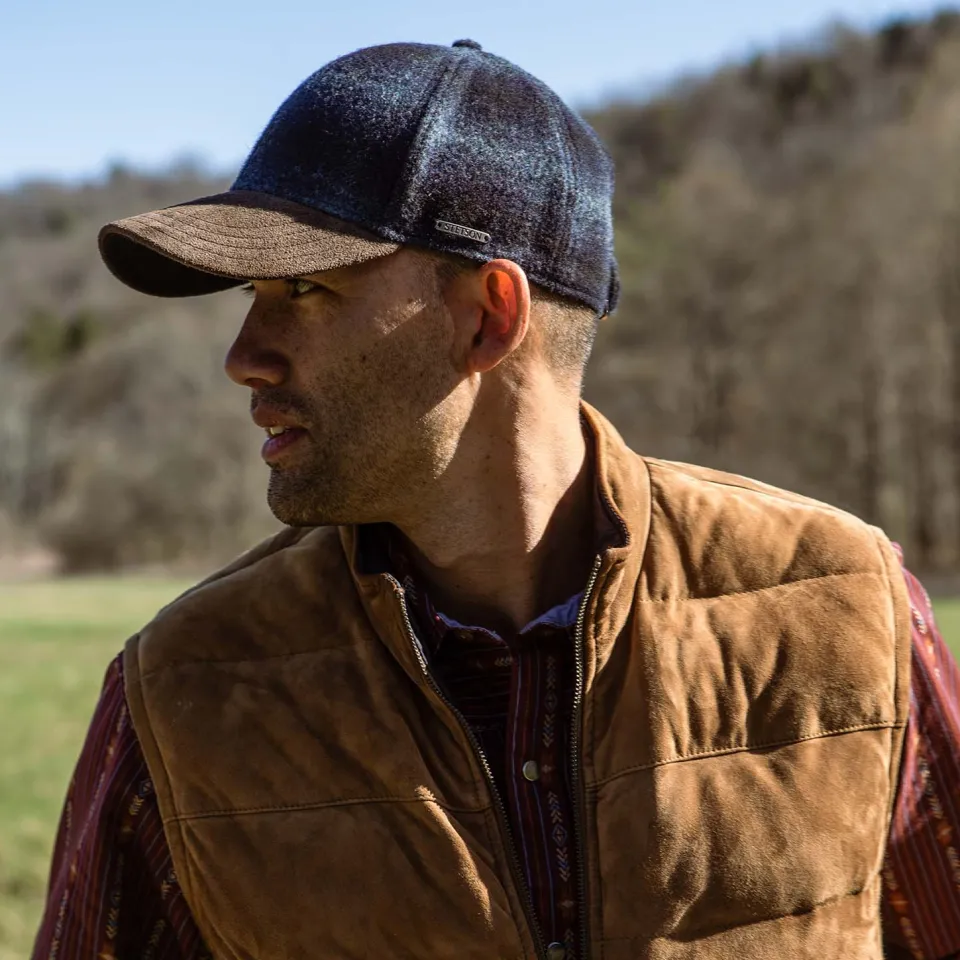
[133,210,391,245]
[554,98,580,279]
[112,222,397,263]
[383,54,466,234]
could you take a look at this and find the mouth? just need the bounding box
[261,424,309,462]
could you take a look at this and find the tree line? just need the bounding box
[3,12,960,576]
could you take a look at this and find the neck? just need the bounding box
[390,387,598,636]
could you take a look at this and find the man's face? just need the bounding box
[225,248,466,527]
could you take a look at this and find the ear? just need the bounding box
[452,259,530,375]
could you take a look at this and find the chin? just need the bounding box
[267,497,330,528]
[265,478,354,527]
[266,483,323,527]
[266,458,394,527]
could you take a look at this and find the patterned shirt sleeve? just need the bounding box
[31,654,208,960]
[882,549,960,960]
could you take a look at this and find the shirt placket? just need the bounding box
[503,628,580,960]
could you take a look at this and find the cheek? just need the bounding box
[296,298,459,434]
[344,319,451,409]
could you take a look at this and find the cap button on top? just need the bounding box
[452,39,483,50]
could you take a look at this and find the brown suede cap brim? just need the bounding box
[97,190,402,297]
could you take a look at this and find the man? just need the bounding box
[32,39,960,960]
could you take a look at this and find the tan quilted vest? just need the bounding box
[124,401,912,960]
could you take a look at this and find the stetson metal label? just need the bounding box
[435,219,491,244]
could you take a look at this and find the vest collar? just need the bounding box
[576,401,651,680]
[337,400,651,686]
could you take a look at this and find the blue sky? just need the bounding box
[0,0,947,186]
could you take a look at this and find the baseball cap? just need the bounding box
[98,39,620,317]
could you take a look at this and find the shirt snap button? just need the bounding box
[522,760,540,781]
[546,943,566,960]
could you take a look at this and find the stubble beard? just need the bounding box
[265,434,361,527]
[259,287,459,529]
[263,407,446,530]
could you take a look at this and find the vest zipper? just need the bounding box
[571,553,604,960]
[389,553,605,960]
[391,578,550,960]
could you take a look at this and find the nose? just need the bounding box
[224,310,290,389]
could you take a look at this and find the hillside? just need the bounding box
[4,11,960,573]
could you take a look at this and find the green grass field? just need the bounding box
[1,579,958,960]
[0,578,192,960]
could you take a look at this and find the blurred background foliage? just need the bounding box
[8,9,960,959]
[5,12,960,578]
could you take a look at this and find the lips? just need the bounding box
[251,404,307,432]
[251,402,309,462]
[261,425,308,462]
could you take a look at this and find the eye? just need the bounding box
[240,282,256,297]
[288,277,322,298]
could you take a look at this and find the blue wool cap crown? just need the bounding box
[234,40,619,315]
[99,40,620,317]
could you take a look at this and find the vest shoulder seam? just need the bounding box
[146,525,319,620]
[645,457,860,518]
[588,719,906,788]
[636,569,881,604]
[163,792,493,824]
[137,635,381,682]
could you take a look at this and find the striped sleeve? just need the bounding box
[31,654,208,960]
[882,551,960,960]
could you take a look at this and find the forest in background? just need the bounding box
[4,11,960,577]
